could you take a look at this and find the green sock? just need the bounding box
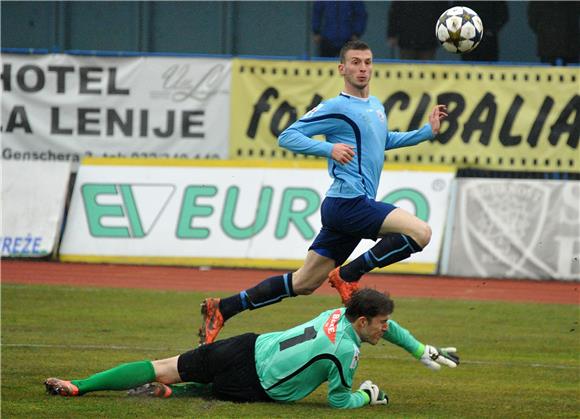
[168,382,213,397]
[71,360,155,395]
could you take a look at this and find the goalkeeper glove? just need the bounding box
[358,380,389,406]
[419,345,460,370]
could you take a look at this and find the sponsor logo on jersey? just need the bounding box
[303,103,324,118]
[323,309,342,344]
[350,344,360,369]
[376,109,386,123]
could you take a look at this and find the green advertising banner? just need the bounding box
[230,58,578,172]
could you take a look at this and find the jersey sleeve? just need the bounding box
[382,319,425,359]
[326,354,368,409]
[278,104,336,158]
[385,123,434,150]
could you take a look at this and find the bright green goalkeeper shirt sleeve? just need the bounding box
[255,308,369,409]
[382,319,425,359]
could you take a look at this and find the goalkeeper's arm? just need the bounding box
[382,320,459,370]
[382,319,423,356]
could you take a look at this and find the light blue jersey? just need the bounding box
[278,93,434,199]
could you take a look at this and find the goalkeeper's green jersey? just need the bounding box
[254,307,422,409]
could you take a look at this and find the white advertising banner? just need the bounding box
[1,160,72,257]
[441,179,580,281]
[60,159,455,274]
[1,53,231,166]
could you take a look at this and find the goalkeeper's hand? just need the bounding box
[420,345,460,370]
[358,380,389,406]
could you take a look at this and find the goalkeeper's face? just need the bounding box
[359,313,390,345]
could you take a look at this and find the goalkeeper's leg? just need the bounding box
[46,354,194,397]
[46,360,164,396]
[128,381,212,398]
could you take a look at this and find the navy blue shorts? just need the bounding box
[309,195,396,266]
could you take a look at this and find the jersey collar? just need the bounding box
[342,316,362,346]
[340,92,370,102]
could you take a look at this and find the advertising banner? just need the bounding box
[230,58,578,172]
[1,53,231,166]
[60,158,455,274]
[1,161,72,257]
[441,179,580,280]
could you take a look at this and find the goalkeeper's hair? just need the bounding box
[339,40,371,63]
[345,288,394,321]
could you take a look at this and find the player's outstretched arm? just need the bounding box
[429,104,448,135]
[382,320,459,371]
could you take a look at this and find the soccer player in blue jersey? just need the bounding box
[46,289,459,408]
[199,40,448,345]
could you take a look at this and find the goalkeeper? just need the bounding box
[45,289,459,409]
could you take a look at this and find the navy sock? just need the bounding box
[219,294,244,322]
[339,234,422,282]
[219,273,295,321]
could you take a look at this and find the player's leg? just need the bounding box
[199,270,298,345]
[291,250,336,294]
[198,196,359,344]
[199,250,335,345]
[128,381,212,398]
[198,210,353,346]
[338,207,430,282]
[130,334,259,399]
[45,358,172,396]
[181,333,272,402]
[328,203,431,303]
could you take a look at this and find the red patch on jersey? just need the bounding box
[323,309,342,344]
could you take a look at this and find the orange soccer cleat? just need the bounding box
[328,267,360,305]
[198,298,224,346]
[44,378,79,397]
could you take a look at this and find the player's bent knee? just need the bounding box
[296,287,315,295]
[421,224,432,248]
[153,356,181,384]
[412,223,432,249]
[292,273,327,295]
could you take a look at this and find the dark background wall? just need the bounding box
[1,1,537,62]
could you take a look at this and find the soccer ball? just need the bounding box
[435,6,483,54]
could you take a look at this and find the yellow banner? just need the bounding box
[230,58,579,172]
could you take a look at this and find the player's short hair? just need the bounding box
[345,288,394,321]
[339,40,371,63]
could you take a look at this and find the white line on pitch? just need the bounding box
[3,343,579,370]
[365,354,579,370]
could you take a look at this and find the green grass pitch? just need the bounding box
[2,283,579,418]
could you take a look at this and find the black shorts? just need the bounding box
[177,333,272,403]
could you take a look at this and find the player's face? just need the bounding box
[360,313,389,345]
[339,49,373,91]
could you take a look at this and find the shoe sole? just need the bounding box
[45,379,78,396]
[328,271,358,303]
[198,300,209,345]
[128,383,172,398]
[198,299,223,346]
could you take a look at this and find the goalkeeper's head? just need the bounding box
[345,288,394,345]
